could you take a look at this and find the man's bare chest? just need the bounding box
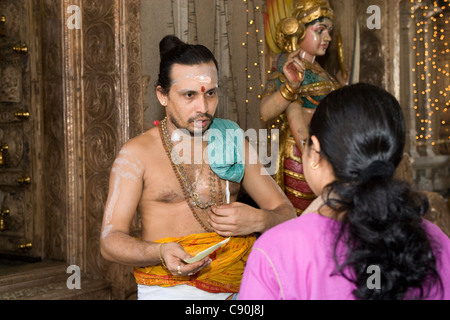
[144,163,240,205]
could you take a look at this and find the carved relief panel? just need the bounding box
[0,65,22,103]
[0,0,41,259]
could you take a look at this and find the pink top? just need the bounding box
[239,213,450,300]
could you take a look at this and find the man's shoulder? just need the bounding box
[120,127,161,157]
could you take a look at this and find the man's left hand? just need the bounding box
[208,203,261,237]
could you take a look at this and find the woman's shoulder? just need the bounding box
[422,219,450,247]
[254,213,337,251]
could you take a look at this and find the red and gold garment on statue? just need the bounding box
[279,134,317,215]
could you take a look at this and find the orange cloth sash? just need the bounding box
[134,233,256,294]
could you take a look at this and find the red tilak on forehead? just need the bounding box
[201,86,206,93]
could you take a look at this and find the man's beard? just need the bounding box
[169,113,214,137]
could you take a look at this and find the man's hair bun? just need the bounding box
[159,35,185,58]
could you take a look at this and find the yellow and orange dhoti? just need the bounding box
[134,233,256,294]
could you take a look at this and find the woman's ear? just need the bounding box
[156,86,168,106]
[309,135,322,165]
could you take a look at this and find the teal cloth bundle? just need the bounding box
[207,119,245,184]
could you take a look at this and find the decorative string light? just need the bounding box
[411,0,449,152]
[241,0,266,128]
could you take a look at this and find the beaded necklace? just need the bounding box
[159,118,223,232]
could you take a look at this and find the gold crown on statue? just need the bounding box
[293,0,334,25]
[276,0,334,52]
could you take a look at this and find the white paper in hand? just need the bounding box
[183,237,231,264]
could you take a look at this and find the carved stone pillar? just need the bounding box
[41,0,144,299]
[41,0,67,262]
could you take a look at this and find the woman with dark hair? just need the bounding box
[239,83,450,300]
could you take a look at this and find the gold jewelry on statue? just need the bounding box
[159,118,221,232]
[306,95,320,106]
[177,265,182,275]
[280,84,298,102]
[285,82,300,95]
[159,243,168,269]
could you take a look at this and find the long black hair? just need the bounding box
[308,83,443,300]
[156,35,219,94]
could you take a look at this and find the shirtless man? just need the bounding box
[100,35,295,300]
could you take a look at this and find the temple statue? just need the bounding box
[262,0,345,215]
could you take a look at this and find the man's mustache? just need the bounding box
[188,114,214,123]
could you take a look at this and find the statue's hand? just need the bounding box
[336,67,351,87]
[283,49,307,91]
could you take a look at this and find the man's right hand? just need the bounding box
[160,242,212,277]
